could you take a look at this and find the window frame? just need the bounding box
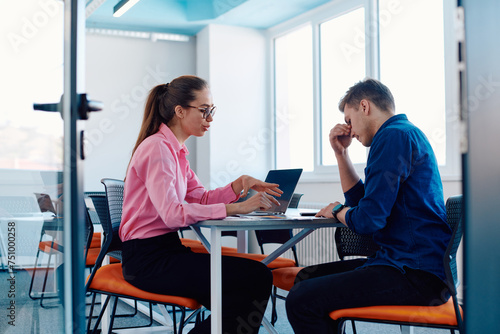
[268,0,460,182]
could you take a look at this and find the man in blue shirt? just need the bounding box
[286,79,452,333]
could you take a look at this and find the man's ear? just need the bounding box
[360,99,370,115]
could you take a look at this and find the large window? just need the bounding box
[320,7,366,166]
[275,25,314,171]
[272,0,458,179]
[379,0,446,165]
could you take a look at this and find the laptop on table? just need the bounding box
[239,168,303,216]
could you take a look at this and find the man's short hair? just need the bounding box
[339,78,395,113]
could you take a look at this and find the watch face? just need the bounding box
[333,203,343,212]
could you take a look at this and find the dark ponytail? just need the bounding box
[127,75,208,170]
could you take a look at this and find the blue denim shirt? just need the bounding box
[344,114,451,281]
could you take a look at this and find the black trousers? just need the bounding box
[122,233,272,334]
[286,259,450,334]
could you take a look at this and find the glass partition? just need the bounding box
[0,0,65,332]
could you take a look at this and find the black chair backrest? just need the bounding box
[334,227,380,260]
[88,194,109,228]
[85,179,124,291]
[444,195,464,296]
[100,179,124,256]
[288,193,303,209]
[84,191,105,224]
[83,202,95,262]
[443,194,464,332]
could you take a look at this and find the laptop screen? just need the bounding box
[264,168,303,214]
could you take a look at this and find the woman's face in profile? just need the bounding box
[181,87,214,137]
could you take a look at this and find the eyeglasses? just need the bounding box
[186,105,217,119]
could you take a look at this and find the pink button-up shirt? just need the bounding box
[120,124,238,241]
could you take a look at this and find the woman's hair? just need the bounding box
[129,75,208,159]
[338,78,395,113]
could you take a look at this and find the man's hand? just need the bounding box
[315,202,338,218]
[330,124,353,156]
[316,201,349,226]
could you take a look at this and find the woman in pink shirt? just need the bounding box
[120,75,281,334]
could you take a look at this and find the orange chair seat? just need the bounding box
[90,232,101,248]
[272,266,304,291]
[85,248,120,266]
[39,240,62,252]
[180,238,238,254]
[87,263,202,310]
[225,252,296,269]
[329,298,463,326]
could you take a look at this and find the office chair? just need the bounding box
[329,195,464,334]
[334,226,380,261]
[29,195,100,308]
[84,191,107,249]
[86,178,202,334]
[86,193,121,264]
[86,193,135,319]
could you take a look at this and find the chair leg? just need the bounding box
[338,320,347,334]
[28,248,42,300]
[178,307,187,334]
[401,325,415,334]
[352,320,357,334]
[40,247,58,308]
[108,296,119,334]
[172,305,177,334]
[271,286,278,325]
[87,293,98,333]
[91,295,111,334]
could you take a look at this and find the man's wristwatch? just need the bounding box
[332,203,346,220]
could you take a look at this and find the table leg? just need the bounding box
[261,228,314,266]
[210,226,222,333]
[236,230,248,253]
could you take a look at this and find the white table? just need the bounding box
[191,208,342,334]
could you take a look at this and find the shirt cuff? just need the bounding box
[221,182,240,203]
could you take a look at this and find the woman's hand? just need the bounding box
[226,192,280,216]
[232,175,283,199]
[330,124,353,156]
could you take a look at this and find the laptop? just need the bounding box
[240,168,303,216]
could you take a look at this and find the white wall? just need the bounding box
[196,24,271,189]
[83,33,197,192]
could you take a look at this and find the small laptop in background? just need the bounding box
[240,168,303,215]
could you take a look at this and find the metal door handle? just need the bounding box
[33,93,102,120]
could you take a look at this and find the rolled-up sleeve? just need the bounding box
[344,129,412,234]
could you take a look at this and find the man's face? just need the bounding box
[343,102,373,147]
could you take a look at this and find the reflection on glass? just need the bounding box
[0,0,65,331]
[275,25,314,171]
[320,7,366,166]
[379,0,446,165]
